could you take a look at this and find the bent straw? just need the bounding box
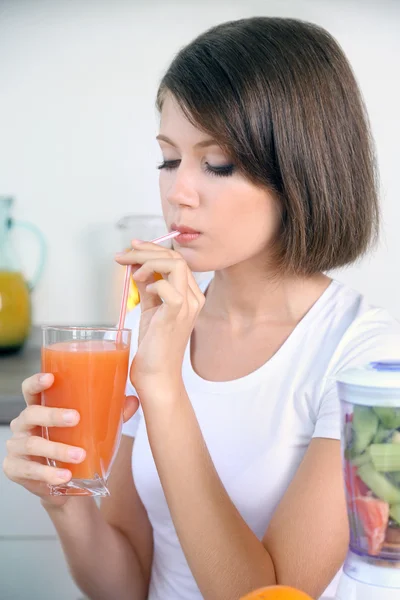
[117,230,180,331]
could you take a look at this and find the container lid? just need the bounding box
[336,360,400,389]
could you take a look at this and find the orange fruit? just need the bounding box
[240,585,313,599]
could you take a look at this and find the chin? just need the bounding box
[172,247,215,273]
[176,247,241,274]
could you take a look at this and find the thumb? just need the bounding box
[123,395,140,422]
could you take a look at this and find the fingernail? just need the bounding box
[131,238,143,245]
[115,251,127,257]
[68,448,85,461]
[56,469,71,481]
[39,374,50,383]
[63,410,78,424]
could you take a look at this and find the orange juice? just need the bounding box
[42,340,129,480]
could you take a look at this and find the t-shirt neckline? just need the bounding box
[184,275,340,394]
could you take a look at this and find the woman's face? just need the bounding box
[158,93,281,273]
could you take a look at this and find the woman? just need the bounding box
[4,17,400,600]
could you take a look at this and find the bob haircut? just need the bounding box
[156,17,379,275]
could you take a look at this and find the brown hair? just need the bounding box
[157,17,379,275]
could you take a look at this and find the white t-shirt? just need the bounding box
[121,276,400,600]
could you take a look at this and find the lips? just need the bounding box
[171,223,200,234]
[170,223,201,246]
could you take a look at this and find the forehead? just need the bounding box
[159,94,211,145]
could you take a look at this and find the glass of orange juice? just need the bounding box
[41,326,131,496]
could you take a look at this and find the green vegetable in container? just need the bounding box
[352,406,379,454]
[373,407,400,429]
[358,463,400,504]
[391,472,400,485]
[392,431,400,444]
[369,443,400,472]
[351,452,372,467]
[373,424,395,444]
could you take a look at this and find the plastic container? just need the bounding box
[337,361,400,566]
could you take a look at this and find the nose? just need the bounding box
[165,166,200,209]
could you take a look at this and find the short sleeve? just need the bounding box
[313,307,400,440]
[313,386,341,440]
[120,305,143,438]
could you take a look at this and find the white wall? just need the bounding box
[1,0,399,325]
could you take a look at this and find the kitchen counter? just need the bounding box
[0,327,41,424]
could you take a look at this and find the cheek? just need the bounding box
[159,175,169,216]
[217,185,280,236]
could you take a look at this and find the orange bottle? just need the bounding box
[0,271,30,352]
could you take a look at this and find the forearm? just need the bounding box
[43,497,148,600]
[143,384,276,600]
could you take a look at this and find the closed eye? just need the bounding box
[157,159,181,171]
[205,163,235,177]
[157,160,235,177]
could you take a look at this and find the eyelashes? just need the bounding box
[157,160,235,178]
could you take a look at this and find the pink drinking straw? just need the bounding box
[117,230,180,331]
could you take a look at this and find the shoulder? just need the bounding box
[323,280,400,379]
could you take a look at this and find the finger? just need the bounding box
[186,270,206,308]
[22,373,54,406]
[185,283,205,317]
[128,246,204,307]
[123,396,140,422]
[145,279,184,318]
[132,257,188,315]
[131,240,172,252]
[2,456,71,486]
[10,405,80,434]
[133,257,188,294]
[6,435,86,463]
[115,249,174,267]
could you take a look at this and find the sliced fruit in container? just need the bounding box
[344,461,370,497]
[355,496,390,556]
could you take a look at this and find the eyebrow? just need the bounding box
[156,134,220,149]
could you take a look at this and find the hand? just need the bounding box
[115,241,205,396]
[2,373,139,508]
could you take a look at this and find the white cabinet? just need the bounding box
[0,426,82,599]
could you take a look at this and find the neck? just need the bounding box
[203,259,332,327]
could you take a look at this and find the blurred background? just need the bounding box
[0,0,400,327]
[0,1,399,598]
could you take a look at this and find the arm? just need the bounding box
[142,383,348,600]
[44,436,153,600]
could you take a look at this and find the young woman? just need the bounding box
[4,17,400,600]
